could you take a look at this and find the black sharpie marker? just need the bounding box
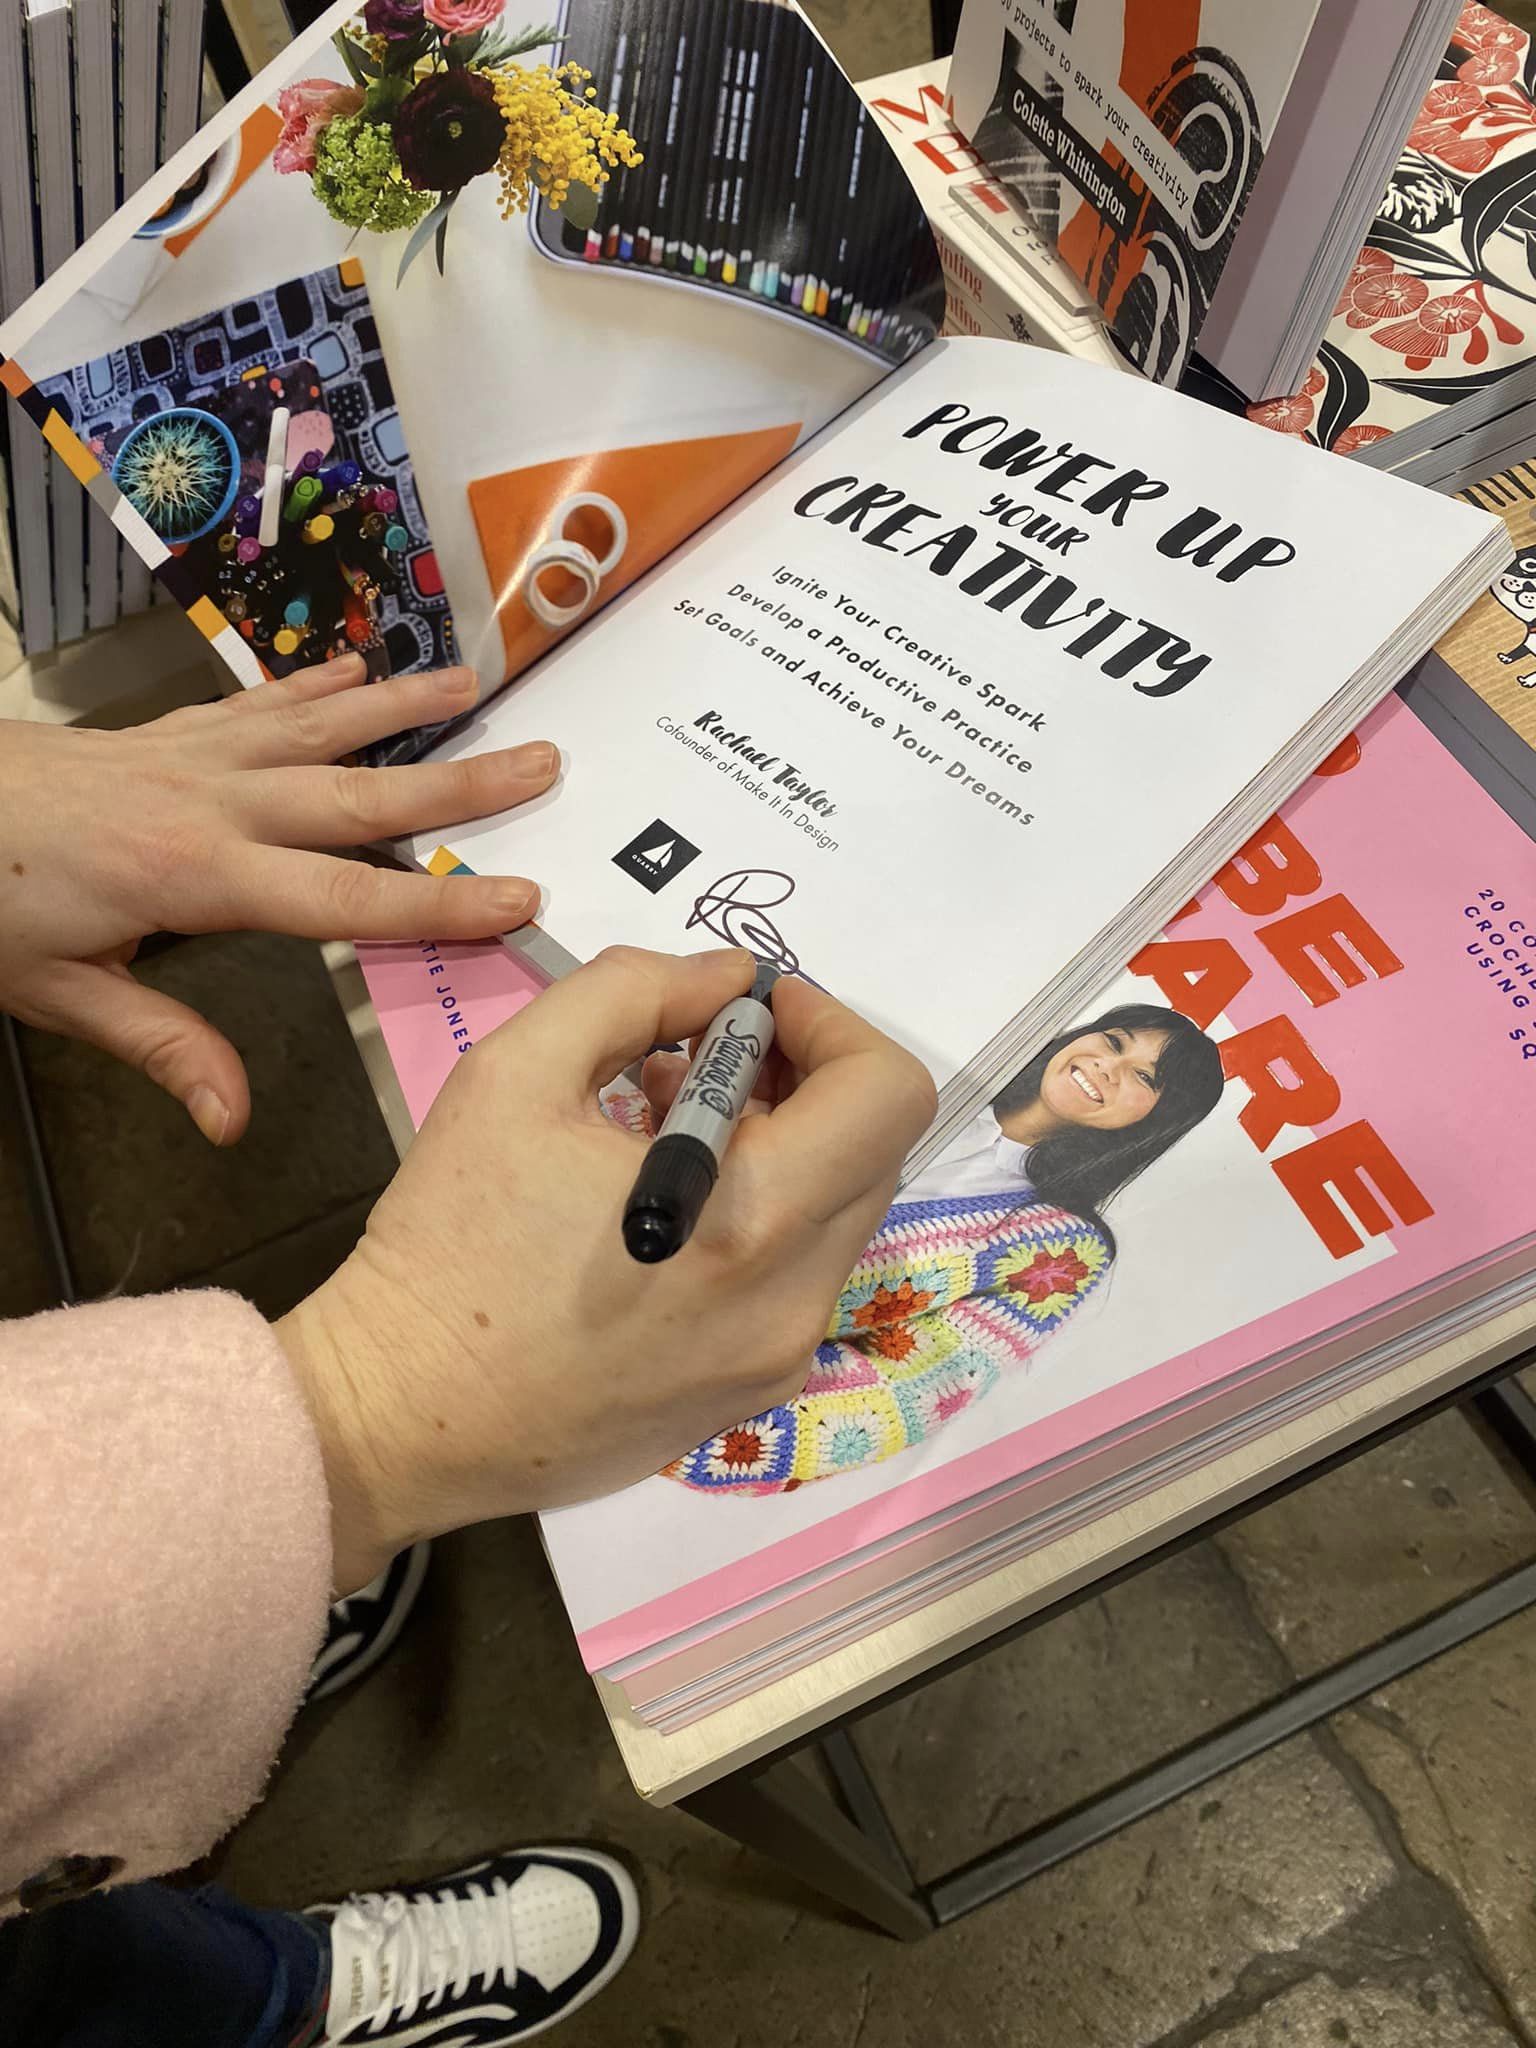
[622,963,780,1263]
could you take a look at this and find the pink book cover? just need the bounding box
[354,705,1536,1678]
[355,932,548,1129]
[533,695,1536,1672]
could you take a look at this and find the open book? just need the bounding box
[0,0,1506,1165]
[411,340,1506,1174]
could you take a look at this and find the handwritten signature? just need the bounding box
[687,868,805,978]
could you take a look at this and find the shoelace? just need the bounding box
[335,1877,520,2031]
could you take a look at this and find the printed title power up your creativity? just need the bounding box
[792,401,1303,699]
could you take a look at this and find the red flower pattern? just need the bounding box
[1333,245,1390,314]
[1456,4,1526,51]
[718,1427,769,1470]
[1411,80,1486,135]
[1245,394,1315,435]
[1408,77,1536,175]
[1398,16,1536,174]
[1459,47,1520,86]
[1331,424,1393,454]
[1004,1246,1091,1304]
[869,1322,919,1361]
[1373,288,1485,368]
[1413,122,1499,173]
[1345,267,1428,326]
[852,1279,935,1328]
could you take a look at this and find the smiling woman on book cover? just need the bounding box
[646,1002,1224,1497]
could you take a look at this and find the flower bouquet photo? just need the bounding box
[273,0,641,282]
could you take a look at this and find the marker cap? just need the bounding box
[621,1134,718,1263]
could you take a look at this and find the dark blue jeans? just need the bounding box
[0,1881,328,2048]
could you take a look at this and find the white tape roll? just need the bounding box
[552,490,628,577]
[523,538,602,630]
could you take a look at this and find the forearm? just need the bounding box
[0,1292,331,1900]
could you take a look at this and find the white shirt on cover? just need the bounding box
[898,1105,1034,1208]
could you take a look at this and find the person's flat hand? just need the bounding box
[277,947,935,1592]
[0,655,555,1142]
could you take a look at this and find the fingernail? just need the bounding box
[186,1086,230,1146]
[496,886,538,929]
[510,741,558,778]
[436,665,479,698]
[315,653,366,682]
[691,946,756,970]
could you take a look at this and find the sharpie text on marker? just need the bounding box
[622,964,780,1264]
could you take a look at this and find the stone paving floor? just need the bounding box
[7,2,1536,2040]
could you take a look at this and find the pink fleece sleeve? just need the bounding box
[0,1292,332,1901]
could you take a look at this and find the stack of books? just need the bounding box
[546,690,1536,1728]
[947,0,1465,394]
[0,0,209,654]
[938,0,1536,496]
[2,0,1530,1729]
[1223,8,1536,494]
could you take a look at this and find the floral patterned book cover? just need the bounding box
[1245,4,1536,458]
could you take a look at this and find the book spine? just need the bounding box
[0,0,55,652]
[160,0,205,156]
[939,277,1010,341]
[116,0,159,617]
[72,0,120,635]
[0,419,17,631]
[26,0,85,647]
[118,0,158,189]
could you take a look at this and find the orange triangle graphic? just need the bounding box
[468,422,802,682]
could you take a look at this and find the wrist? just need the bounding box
[275,1277,426,1596]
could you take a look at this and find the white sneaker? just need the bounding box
[312,1848,640,2044]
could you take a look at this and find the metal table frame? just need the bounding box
[680,1365,1536,1939]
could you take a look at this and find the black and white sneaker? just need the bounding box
[307,1543,432,1703]
[311,1848,641,2044]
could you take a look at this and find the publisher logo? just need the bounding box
[612,819,702,894]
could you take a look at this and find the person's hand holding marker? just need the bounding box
[0,654,555,1145]
[277,946,935,1591]
[621,961,783,1263]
